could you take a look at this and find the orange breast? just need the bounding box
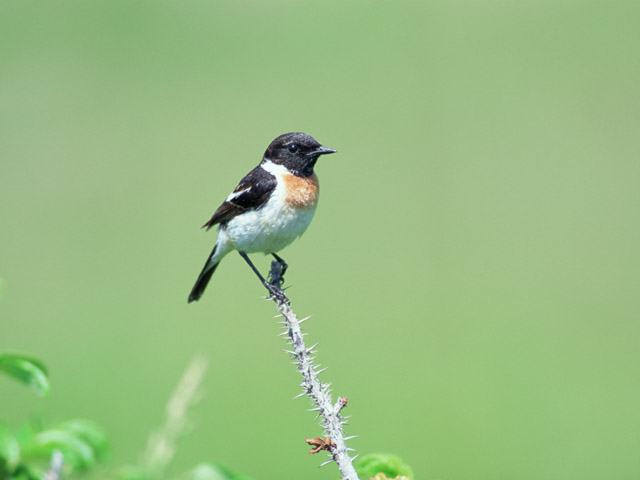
[283,172,319,208]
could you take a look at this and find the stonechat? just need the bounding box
[188,132,336,302]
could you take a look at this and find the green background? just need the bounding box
[2,1,639,479]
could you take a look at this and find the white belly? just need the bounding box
[222,196,317,254]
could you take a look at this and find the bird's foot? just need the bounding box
[264,281,289,304]
[268,259,287,288]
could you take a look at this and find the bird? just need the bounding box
[188,132,336,303]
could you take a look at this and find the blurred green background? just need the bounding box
[2,0,639,478]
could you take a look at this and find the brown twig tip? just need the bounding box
[333,395,348,414]
[305,436,336,454]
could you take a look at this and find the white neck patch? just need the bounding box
[261,160,291,176]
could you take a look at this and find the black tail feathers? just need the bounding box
[188,246,221,303]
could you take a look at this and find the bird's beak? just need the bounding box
[311,146,337,157]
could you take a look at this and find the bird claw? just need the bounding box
[268,272,286,288]
[264,282,289,304]
[268,258,287,287]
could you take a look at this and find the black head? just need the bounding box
[263,132,336,177]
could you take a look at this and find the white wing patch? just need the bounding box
[226,187,251,202]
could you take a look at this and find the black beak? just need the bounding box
[310,146,337,157]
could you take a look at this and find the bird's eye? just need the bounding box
[288,144,298,153]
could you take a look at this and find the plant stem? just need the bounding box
[44,450,64,480]
[140,354,208,478]
[267,261,359,480]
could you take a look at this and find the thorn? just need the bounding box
[299,315,311,323]
[273,313,283,318]
[278,330,289,336]
[318,459,334,468]
[307,407,322,412]
[306,343,319,353]
[346,447,356,452]
[315,366,328,374]
[283,349,296,355]
[293,391,307,399]
[344,435,359,440]
[350,454,360,462]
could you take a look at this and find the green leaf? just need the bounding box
[354,453,414,480]
[0,424,21,472]
[56,419,109,460]
[181,463,254,480]
[0,354,50,397]
[186,464,229,480]
[11,464,42,480]
[21,429,95,471]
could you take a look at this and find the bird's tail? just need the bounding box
[188,243,229,303]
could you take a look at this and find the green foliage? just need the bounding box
[114,462,254,480]
[0,419,109,478]
[0,347,254,480]
[55,419,109,462]
[0,354,50,397]
[0,349,108,478]
[0,425,21,474]
[24,429,94,470]
[181,463,254,480]
[355,453,414,480]
[20,420,109,471]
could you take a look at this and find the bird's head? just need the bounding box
[263,132,336,177]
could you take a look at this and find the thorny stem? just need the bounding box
[266,261,359,480]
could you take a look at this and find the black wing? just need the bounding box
[201,166,277,230]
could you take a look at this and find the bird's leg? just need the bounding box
[239,251,286,302]
[238,251,267,283]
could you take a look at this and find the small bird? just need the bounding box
[188,132,336,303]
